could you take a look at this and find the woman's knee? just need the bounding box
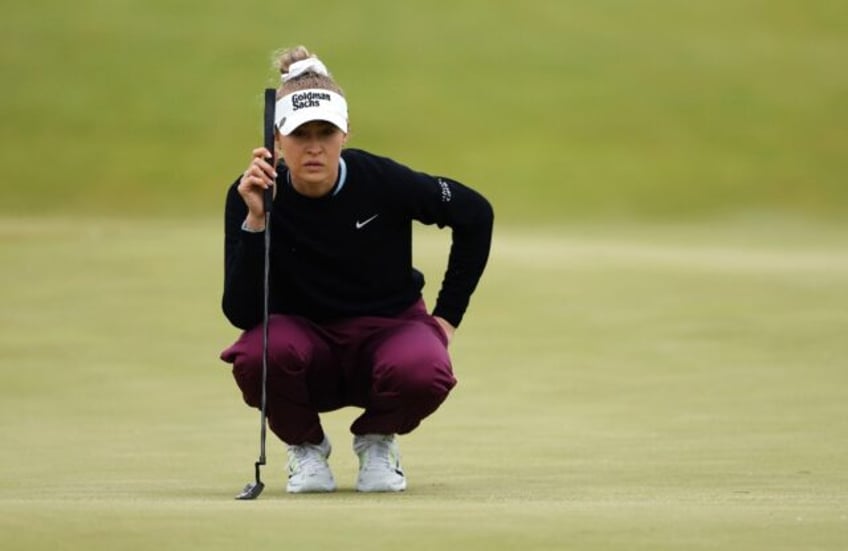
[225,315,322,405]
[378,356,456,404]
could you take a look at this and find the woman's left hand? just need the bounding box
[433,316,455,345]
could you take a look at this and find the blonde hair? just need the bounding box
[273,45,345,98]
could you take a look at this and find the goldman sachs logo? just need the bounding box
[292,91,332,110]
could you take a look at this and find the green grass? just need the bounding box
[1,1,847,221]
[1,217,846,550]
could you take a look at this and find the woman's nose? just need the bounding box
[305,135,322,151]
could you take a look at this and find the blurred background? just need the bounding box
[2,0,845,223]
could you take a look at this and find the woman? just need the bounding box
[220,46,493,493]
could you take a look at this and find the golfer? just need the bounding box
[220,46,493,493]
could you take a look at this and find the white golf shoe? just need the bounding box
[353,434,407,492]
[286,436,336,493]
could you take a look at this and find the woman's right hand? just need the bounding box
[237,147,278,230]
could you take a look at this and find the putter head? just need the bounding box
[235,481,265,500]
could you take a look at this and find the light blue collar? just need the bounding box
[331,157,347,197]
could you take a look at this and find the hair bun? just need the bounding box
[274,45,312,74]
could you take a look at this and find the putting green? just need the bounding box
[1,218,845,550]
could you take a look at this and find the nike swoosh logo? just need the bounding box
[355,214,379,229]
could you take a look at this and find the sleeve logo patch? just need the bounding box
[438,178,452,203]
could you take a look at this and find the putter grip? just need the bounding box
[263,88,276,215]
[262,174,273,214]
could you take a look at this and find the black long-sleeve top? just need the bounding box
[222,148,494,331]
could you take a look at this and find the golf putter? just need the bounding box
[236,88,277,500]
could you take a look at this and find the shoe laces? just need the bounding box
[288,443,328,476]
[358,435,400,473]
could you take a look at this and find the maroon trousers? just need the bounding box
[220,299,456,445]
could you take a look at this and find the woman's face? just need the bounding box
[278,121,347,195]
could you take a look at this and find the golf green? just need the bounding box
[1,218,845,550]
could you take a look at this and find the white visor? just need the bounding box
[274,89,348,135]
